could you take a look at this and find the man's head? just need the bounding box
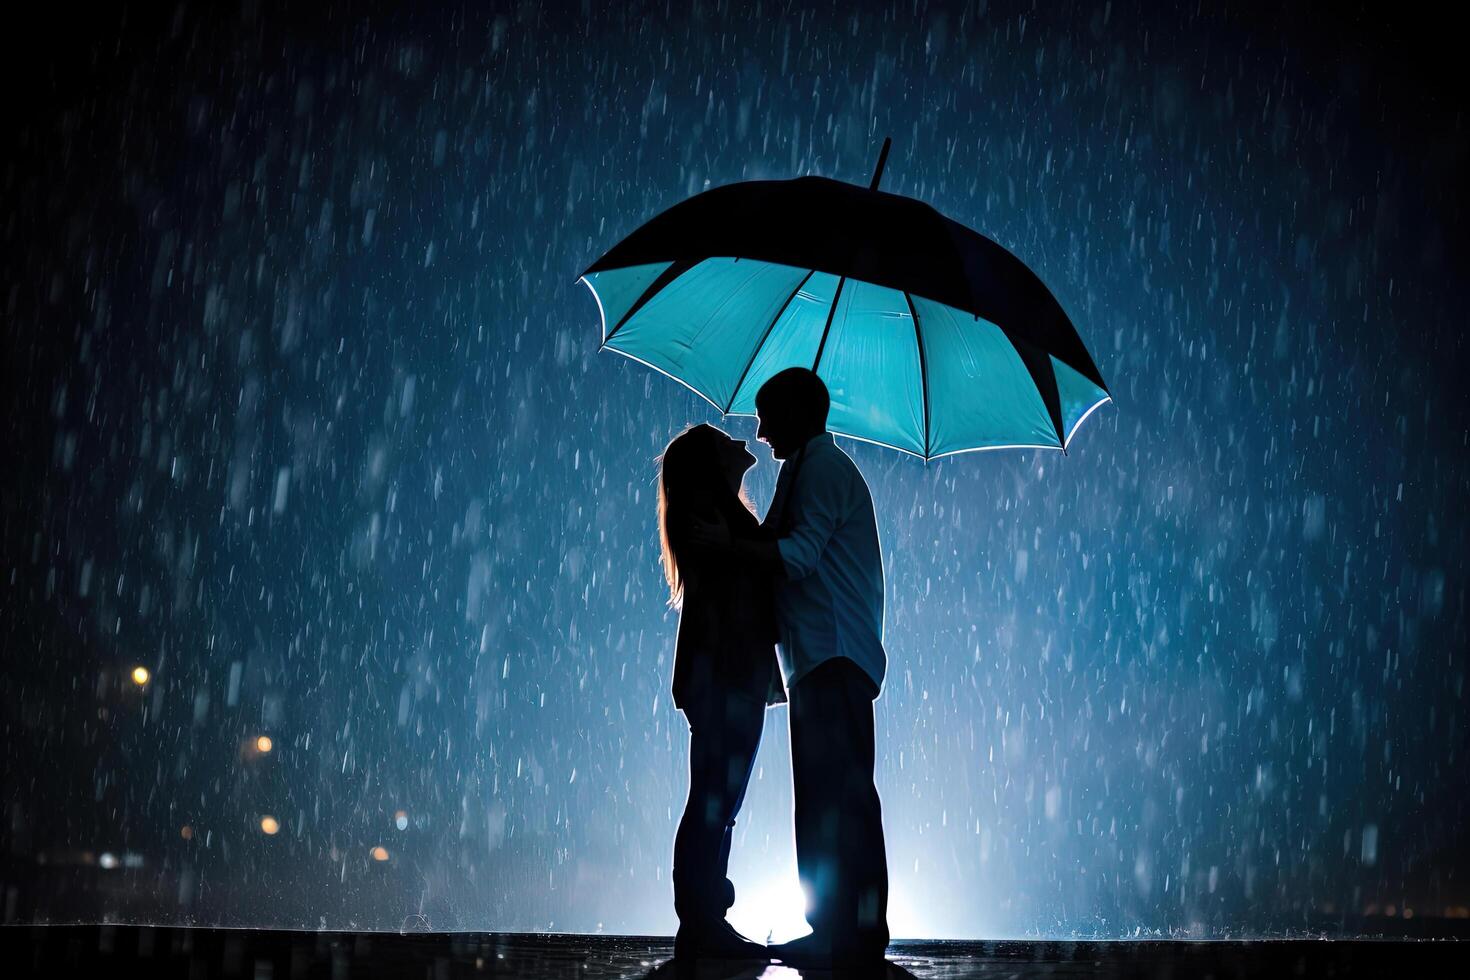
[755,367,830,460]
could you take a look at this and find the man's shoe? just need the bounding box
[674,918,771,960]
[769,933,832,968]
[770,932,885,971]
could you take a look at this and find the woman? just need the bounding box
[657,423,784,959]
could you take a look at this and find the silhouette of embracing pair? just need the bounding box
[657,367,890,970]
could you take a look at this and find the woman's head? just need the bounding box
[656,423,757,607]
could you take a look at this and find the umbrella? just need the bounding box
[579,138,1110,460]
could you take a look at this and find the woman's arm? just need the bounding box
[687,514,785,576]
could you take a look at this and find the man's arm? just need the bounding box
[688,459,848,578]
[685,515,786,575]
[729,535,785,575]
[773,461,848,581]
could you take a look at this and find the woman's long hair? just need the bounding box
[657,424,755,609]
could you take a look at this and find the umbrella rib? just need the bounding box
[904,291,931,460]
[601,257,700,349]
[996,323,1068,450]
[811,275,848,374]
[724,269,815,414]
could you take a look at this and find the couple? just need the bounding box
[657,367,889,970]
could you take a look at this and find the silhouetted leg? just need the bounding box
[789,657,888,955]
[673,688,765,926]
[716,710,761,904]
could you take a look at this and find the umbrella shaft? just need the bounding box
[868,136,892,191]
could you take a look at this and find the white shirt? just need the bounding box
[763,432,887,693]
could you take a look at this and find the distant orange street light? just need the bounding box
[260,816,280,835]
[370,846,390,862]
[256,735,274,754]
[130,666,150,686]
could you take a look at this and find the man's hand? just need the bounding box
[687,512,732,551]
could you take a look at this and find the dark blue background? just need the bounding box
[2,0,1464,938]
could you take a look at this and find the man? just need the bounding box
[693,367,890,969]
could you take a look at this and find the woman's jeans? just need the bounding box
[672,687,766,925]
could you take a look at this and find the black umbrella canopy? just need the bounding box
[583,173,1109,395]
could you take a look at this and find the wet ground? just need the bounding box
[2,925,1464,978]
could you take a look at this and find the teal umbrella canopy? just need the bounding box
[581,142,1111,460]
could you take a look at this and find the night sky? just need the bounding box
[2,0,1465,939]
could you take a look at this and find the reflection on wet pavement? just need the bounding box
[0,925,1457,979]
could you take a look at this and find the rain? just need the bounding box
[2,0,1464,945]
